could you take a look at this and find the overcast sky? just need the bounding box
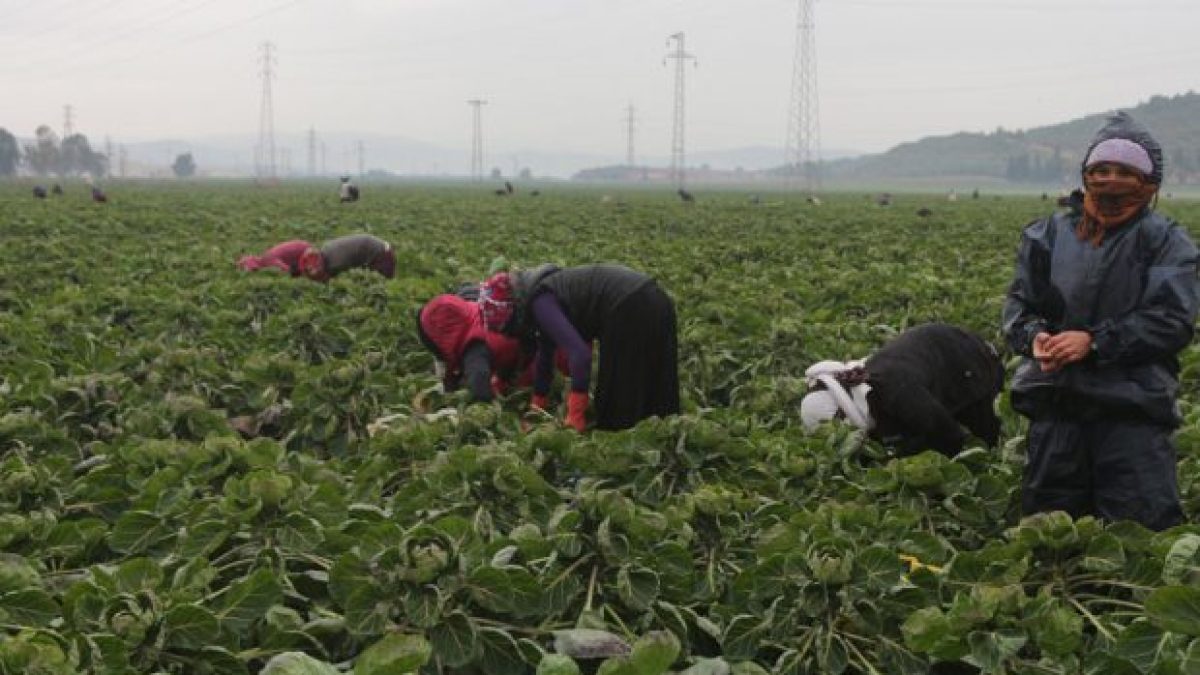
[3,0,1199,162]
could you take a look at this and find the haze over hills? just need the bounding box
[817,92,1200,187]
[112,134,861,180]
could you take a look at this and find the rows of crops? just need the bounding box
[3,182,1200,674]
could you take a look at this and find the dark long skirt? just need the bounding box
[593,282,680,430]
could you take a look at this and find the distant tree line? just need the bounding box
[0,125,108,178]
[1004,147,1069,184]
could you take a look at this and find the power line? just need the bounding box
[467,99,487,182]
[785,0,821,193]
[664,32,696,189]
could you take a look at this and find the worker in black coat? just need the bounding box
[800,323,1004,457]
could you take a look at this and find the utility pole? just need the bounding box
[357,140,365,177]
[307,127,317,176]
[785,0,822,193]
[625,103,636,166]
[664,33,696,189]
[63,104,74,137]
[256,41,277,180]
[467,98,487,182]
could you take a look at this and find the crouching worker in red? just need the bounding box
[298,234,395,282]
[800,323,1004,457]
[237,240,314,275]
[417,294,530,402]
[480,264,680,432]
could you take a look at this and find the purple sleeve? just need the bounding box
[531,293,591,393]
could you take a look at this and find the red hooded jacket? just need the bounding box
[419,294,524,380]
[237,240,313,275]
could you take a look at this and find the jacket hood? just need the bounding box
[1082,111,1164,184]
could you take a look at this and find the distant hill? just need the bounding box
[822,92,1200,186]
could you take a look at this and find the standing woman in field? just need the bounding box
[298,233,395,282]
[481,264,680,431]
[1003,112,1199,531]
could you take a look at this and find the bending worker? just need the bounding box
[800,322,1004,457]
[237,240,313,275]
[480,263,680,431]
[299,233,395,282]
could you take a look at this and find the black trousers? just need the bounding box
[593,282,680,430]
[1023,415,1183,531]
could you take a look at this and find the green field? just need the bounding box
[3,182,1200,673]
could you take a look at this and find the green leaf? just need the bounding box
[163,603,221,649]
[1082,533,1127,574]
[1164,534,1200,585]
[965,629,1026,674]
[902,607,951,653]
[430,611,480,667]
[597,631,681,675]
[553,629,631,659]
[107,510,169,554]
[1147,586,1200,636]
[1111,621,1173,672]
[0,588,59,627]
[617,566,660,612]
[478,627,528,675]
[260,651,340,675]
[678,657,731,675]
[855,545,905,591]
[216,567,282,633]
[1026,601,1083,658]
[344,585,392,636]
[114,557,163,594]
[468,566,542,617]
[353,632,432,675]
[722,615,767,661]
[538,654,583,675]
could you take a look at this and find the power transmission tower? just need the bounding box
[118,145,128,178]
[357,140,365,177]
[664,33,696,189]
[307,127,316,176]
[625,103,636,166]
[785,0,822,193]
[63,105,74,137]
[280,148,291,176]
[256,41,277,180]
[467,99,487,182]
[320,141,327,176]
[104,135,113,176]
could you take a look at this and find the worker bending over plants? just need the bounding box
[298,233,395,282]
[800,322,1004,457]
[1003,112,1199,531]
[236,239,314,275]
[480,263,680,432]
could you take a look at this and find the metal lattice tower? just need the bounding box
[307,128,317,176]
[467,99,487,182]
[785,0,822,193]
[118,145,127,178]
[664,33,695,189]
[357,140,365,177]
[256,42,277,180]
[63,105,74,137]
[625,104,636,166]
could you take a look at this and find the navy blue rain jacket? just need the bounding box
[1002,208,1199,425]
